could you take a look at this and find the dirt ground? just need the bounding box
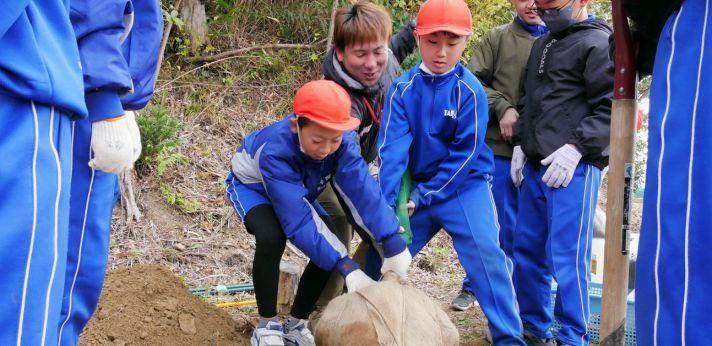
[79,265,251,345]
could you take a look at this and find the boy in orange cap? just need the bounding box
[225,80,411,346]
[377,0,525,344]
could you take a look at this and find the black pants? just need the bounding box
[244,204,333,319]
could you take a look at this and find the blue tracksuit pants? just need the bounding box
[463,156,519,294]
[408,176,524,345]
[636,0,712,344]
[0,97,73,346]
[58,119,120,346]
[513,162,601,346]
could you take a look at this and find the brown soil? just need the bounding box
[79,265,251,346]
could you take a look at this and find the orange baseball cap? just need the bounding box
[416,0,473,36]
[293,80,360,131]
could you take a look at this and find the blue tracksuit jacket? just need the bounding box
[0,0,159,121]
[73,0,161,120]
[226,116,405,276]
[377,62,494,209]
[0,1,86,117]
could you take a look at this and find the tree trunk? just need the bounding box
[181,0,207,53]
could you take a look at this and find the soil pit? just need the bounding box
[80,265,250,345]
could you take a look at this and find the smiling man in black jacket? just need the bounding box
[316,1,417,305]
[510,0,613,344]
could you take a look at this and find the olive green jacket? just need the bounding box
[468,19,536,158]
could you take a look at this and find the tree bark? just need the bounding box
[181,0,207,53]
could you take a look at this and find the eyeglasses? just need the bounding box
[528,0,575,17]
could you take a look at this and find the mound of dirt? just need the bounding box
[80,265,250,346]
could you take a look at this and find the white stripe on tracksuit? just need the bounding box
[57,140,95,344]
[16,102,42,345]
[42,106,63,346]
[574,166,592,345]
[653,6,684,345]
[305,198,348,257]
[17,103,64,346]
[332,182,376,242]
[226,174,247,218]
[377,73,420,175]
[422,80,479,199]
[681,1,708,344]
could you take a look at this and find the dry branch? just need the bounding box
[186,43,313,63]
[325,0,339,51]
[119,171,142,223]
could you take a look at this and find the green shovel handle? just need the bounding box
[395,169,412,245]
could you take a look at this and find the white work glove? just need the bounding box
[89,116,134,174]
[123,110,142,162]
[510,145,526,187]
[344,269,376,293]
[406,200,416,217]
[381,248,412,281]
[540,144,582,188]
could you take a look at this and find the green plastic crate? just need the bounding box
[549,283,636,345]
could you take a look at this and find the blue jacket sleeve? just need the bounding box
[120,0,163,110]
[331,133,406,258]
[71,0,134,121]
[377,81,412,208]
[259,149,358,276]
[0,1,30,38]
[409,80,488,208]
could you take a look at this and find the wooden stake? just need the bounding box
[277,261,302,315]
[601,100,636,345]
[600,1,637,344]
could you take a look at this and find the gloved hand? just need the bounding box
[89,116,134,174]
[344,269,376,293]
[510,145,526,187]
[540,144,582,188]
[406,200,416,217]
[123,110,142,162]
[381,248,412,281]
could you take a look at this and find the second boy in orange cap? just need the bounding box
[377,0,525,344]
[225,80,411,346]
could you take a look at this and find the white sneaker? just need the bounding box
[283,319,315,346]
[251,320,285,346]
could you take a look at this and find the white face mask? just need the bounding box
[295,116,306,154]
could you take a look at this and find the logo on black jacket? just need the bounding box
[538,38,558,75]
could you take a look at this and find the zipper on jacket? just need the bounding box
[429,80,437,133]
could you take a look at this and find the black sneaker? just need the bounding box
[450,290,478,311]
[523,329,555,346]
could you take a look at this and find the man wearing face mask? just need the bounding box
[510,0,613,344]
[317,1,417,304]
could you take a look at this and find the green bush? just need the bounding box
[136,103,185,175]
